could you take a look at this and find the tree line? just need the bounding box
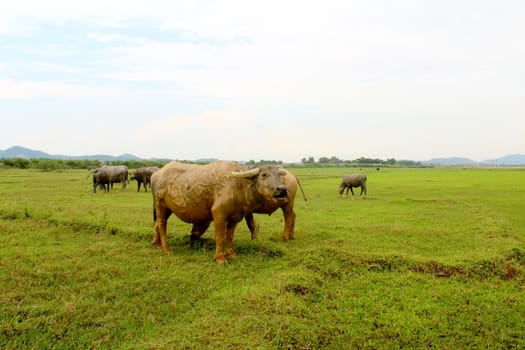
[239,157,422,167]
[0,156,423,171]
[300,156,422,167]
[0,158,168,171]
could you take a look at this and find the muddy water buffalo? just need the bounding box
[151,161,288,264]
[130,166,159,192]
[244,169,307,241]
[339,174,367,196]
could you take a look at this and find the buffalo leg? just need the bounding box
[281,206,296,241]
[225,219,238,258]
[212,213,227,264]
[349,187,355,195]
[153,208,172,253]
[245,213,258,240]
[144,176,150,192]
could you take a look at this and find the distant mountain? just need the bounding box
[0,146,143,162]
[0,146,51,159]
[2,145,523,166]
[424,157,478,166]
[481,154,525,166]
[425,154,525,166]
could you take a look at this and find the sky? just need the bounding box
[1,1,524,162]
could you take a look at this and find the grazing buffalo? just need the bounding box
[150,161,289,264]
[106,165,129,189]
[92,167,111,193]
[339,173,367,196]
[244,169,307,241]
[130,166,160,192]
[89,165,129,192]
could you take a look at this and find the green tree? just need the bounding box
[12,158,30,169]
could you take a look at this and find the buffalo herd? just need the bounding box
[88,162,366,263]
[90,165,159,193]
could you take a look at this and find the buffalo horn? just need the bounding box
[231,168,260,178]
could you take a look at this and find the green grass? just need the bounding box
[1,167,525,349]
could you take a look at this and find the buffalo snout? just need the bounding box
[274,185,288,198]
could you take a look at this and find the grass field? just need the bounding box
[1,166,524,349]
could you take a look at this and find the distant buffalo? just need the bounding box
[339,174,367,196]
[89,165,129,192]
[130,166,159,192]
[91,167,111,193]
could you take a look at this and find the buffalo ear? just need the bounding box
[278,169,287,176]
[231,168,260,178]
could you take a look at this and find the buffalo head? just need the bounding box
[232,166,289,201]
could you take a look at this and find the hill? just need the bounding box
[481,154,525,166]
[0,146,51,159]
[0,146,143,162]
[425,155,525,166]
[1,145,524,165]
[424,157,478,166]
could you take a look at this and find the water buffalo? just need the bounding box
[92,167,111,193]
[339,173,367,196]
[89,165,129,192]
[151,160,289,264]
[106,165,129,189]
[92,165,129,189]
[244,169,307,241]
[130,166,159,192]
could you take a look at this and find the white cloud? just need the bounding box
[86,32,134,43]
[1,0,524,161]
[139,106,252,135]
[17,62,84,74]
[0,78,129,99]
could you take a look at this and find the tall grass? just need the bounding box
[1,167,524,349]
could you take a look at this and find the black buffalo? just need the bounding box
[130,166,160,192]
[92,167,110,193]
[90,165,129,192]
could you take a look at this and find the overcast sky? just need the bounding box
[1,1,524,162]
